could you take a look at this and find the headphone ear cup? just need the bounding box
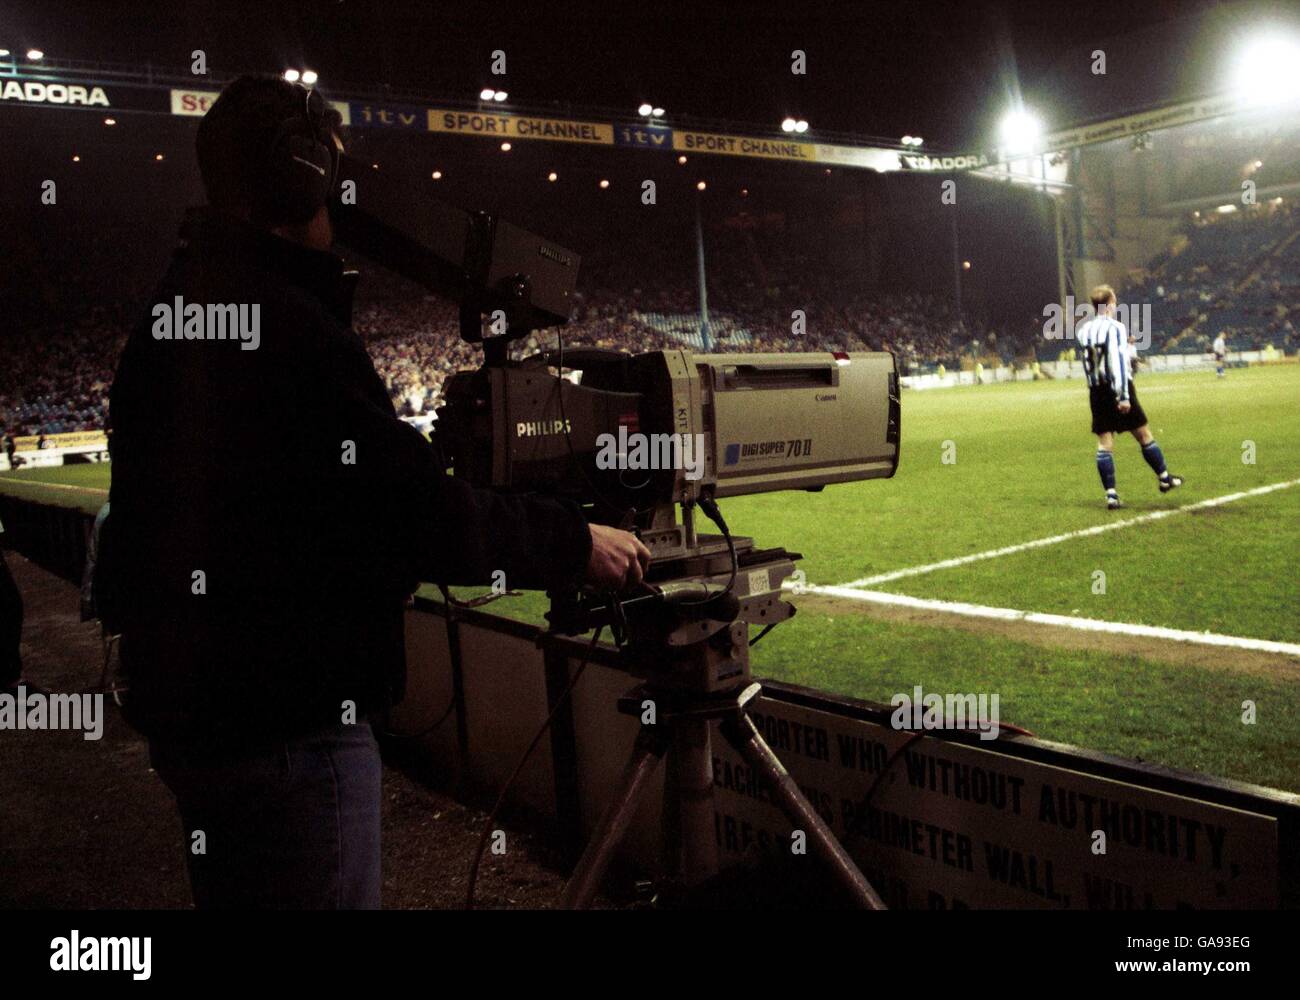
[268,128,333,225]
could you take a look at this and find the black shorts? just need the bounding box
[1089,382,1147,435]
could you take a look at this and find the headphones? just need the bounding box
[263,85,339,225]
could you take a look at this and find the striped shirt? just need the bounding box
[1076,314,1130,402]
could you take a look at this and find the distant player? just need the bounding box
[1075,285,1183,510]
[1212,333,1227,378]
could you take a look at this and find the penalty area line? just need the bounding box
[840,477,1300,589]
[798,584,1300,659]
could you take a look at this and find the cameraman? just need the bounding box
[106,76,648,909]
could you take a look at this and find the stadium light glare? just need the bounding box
[301,69,318,85]
[547,171,558,182]
[71,155,80,162]
[599,179,610,189]
[431,170,442,180]
[696,180,706,191]
[651,107,664,117]
[493,90,508,102]
[637,102,653,116]
[155,153,164,161]
[677,155,687,164]
[500,142,511,152]
[794,119,809,133]
[283,68,300,82]
[901,135,913,145]
[103,117,116,126]
[1231,35,1300,106]
[998,108,1043,155]
[26,48,43,60]
[781,117,796,132]
[0,49,11,58]
[480,87,495,100]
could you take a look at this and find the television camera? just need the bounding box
[330,154,900,907]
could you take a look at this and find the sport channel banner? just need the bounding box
[426,108,613,145]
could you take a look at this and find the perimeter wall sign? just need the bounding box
[392,601,1299,910]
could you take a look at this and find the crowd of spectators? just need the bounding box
[0,305,128,438]
[1127,201,1298,355]
[6,200,1293,438]
[1,262,989,437]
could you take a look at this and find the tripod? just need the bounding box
[559,617,886,910]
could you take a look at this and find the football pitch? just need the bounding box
[4,364,1299,791]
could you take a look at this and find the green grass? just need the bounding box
[0,463,108,514]
[752,612,1300,794]
[6,364,1299,790]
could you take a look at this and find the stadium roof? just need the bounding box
[1,0,1277,151]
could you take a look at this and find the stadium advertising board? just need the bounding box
[4,67,1261,177]
[613,122,673,149]
[672,129,815,162]
[898,151,993,171]
[349,101,427,130]
[715,696,1281,909]
[169,88,218,116]
[427,108,613,145]
[169,88,351,124]
[1041,94,1244,153]
[1,79,163,113]
[393,601,1298,910]
[9,431,108,453]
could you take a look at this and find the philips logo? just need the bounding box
[538,245,573,267]
[516,419,572,438]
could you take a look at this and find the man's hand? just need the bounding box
[586,524,651,590]
[1117,400,1132,414]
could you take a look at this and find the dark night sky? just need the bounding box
[5,0,1287,149]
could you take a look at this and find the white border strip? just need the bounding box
[800,584,1300,658]
[842,478,1300,588]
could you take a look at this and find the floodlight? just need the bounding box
[999,109,1043,155]
[1231,35,1300,106]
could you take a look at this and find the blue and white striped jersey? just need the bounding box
[1076,314,1130,402]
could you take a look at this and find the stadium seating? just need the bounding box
[1128,202,1298,355]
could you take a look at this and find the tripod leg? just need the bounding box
[662,717,719,887]
[723,714,887,910]
[560,725,668,909]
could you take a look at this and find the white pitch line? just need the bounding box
[841,478,1300,589]
[799,585,1300,659]
[0,478,107,496]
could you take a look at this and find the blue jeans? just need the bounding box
[149,718,382,909]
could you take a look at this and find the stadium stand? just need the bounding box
[1,243,994,436]
[1128,200,1299,354]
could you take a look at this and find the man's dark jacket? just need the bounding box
[106,209,591,743]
